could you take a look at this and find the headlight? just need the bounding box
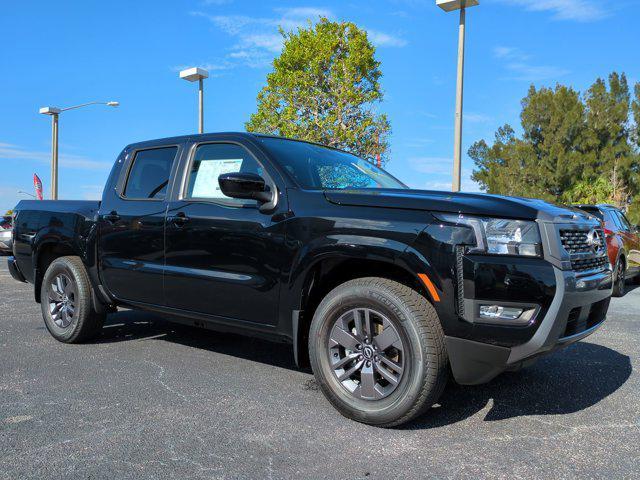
[436,214,542,257]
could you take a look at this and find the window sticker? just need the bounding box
[192,158,243,198]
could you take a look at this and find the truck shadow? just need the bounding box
[404,341,632,430]
[97,309,299,371]
[96,311,631,428]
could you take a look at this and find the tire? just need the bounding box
[40,256,105,343]
[612,257,626,297]
[309,277,448,427]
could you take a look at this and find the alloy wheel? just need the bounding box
[48,273,77,328]
[328,308,405,401]
[616,260,625,295]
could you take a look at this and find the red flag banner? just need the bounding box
[33,174,43,200]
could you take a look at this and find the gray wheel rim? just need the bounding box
[48,273,77,328]
[328,308,405,401]
[617,261,625,294]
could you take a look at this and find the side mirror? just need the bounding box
[218,172,272,203]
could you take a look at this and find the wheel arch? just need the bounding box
[33,240,79,303]
[290,252,439,368]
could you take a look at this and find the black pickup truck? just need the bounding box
[8,132,613,426]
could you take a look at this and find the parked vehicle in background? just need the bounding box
[574,204,640,296]
[7,133,613,427]
[0,215,13,255]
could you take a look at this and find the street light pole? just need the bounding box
[180,67,209,134]
[452,6,466,193]
[39,101,119,200]
[199,77,204,134]
[437,0,479,192]
[51,112,59,199]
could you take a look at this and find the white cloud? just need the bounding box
[493,46,529,62]
[408,157,453,175]
[420,180,452,191]
[464,112,492,123]
[407,162,481,193]
[80,185,104,200]
[189,6,406,72]
[494,46,570,82]
[0,142,110,171]
[499,0,609,22]
[505,63,570,82]
[403,137,434,148]
[276,7,332,19]
[366,29,407,47]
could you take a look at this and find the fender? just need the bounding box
[282,235,445,368]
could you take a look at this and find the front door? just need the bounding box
[97,144,181,305]
[163,141,287,325]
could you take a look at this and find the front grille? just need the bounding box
[572,256,609,272]
[559,228,605,254]
[562,298,610,338]
[559,228,608,272]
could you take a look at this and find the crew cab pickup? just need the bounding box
[8,133,613,426]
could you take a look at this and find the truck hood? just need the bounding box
[323,189,595,222]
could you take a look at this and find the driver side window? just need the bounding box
[185,143,264,205]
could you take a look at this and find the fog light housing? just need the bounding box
[479,305,523,320]
[478,305,538,325]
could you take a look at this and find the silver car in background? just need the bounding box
[0,215,13,255]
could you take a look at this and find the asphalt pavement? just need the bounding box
[1,260,638,479]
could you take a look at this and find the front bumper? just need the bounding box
[446,266,612,385]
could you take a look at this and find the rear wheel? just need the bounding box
[309,277,448,427]
[612,257,626,297]
[40,256,105,343]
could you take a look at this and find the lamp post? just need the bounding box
[179,67,209,134]
[437,0,479,192]
[39,101,119,200]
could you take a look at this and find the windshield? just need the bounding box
[258,137,407,190]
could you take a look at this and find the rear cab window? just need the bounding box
[123,147,178,200]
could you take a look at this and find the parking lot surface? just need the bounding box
[0,261,638,479]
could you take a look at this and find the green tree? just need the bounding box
[246,18,391,163]
[470,72,640,209]
[4,210,12,216]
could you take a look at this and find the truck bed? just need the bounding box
[12,200,101,283]
[14,200,101,217]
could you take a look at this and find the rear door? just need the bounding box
[615,210,640,274]
[163,138,288,325]
[97,143,183,305]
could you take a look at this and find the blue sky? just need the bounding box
[1,0,638,212]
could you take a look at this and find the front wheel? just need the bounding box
[40,256,105,343]
[612,258,626,297]
[309,278,448,427]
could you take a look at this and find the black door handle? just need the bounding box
[168,212,190,226]
[103,211,120,223]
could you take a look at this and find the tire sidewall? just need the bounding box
[310,281,431,426]
[40,258,91,342]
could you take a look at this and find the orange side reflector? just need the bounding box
[418,273,441,302]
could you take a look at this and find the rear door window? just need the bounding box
[603,210,620,231]
[124,147,178,200]
[615,211,632,232]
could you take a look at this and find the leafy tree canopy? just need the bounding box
[246,18,391,164]
[470,72,640,222]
